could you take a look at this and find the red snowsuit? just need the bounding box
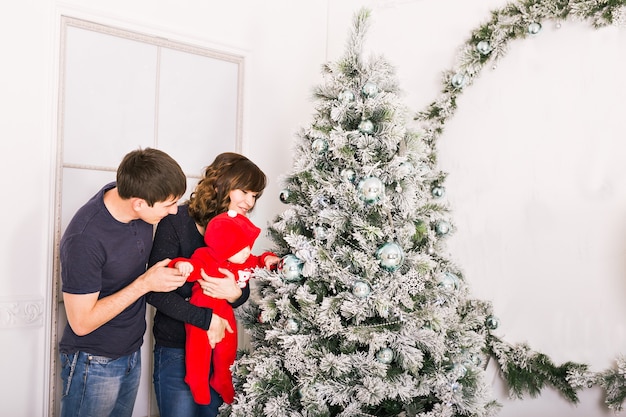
[169,211,275,405]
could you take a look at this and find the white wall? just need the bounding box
[0,2,57,417]
[2,0,625,416]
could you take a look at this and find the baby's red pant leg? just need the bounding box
[209,324,237,403]
[184,323,213,405]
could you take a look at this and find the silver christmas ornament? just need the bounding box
[376,347,394,364]
[528,22,542,35]
[285,318,300,334]
[361,81,378,97]
[439,272,459,291]
[312,138,328,153]
[279,254,304,282]
[340,168,356,183]
[450,381,462,394]
[451,73,466,88]
[313,226,327,241]
[376,242,404,272]
[431,186,445,198]
[357,176,384,204]
[338,89,355,103]
[485,315,499,330]
[352,280,371,298]
[435,220,450,236]
[476,40,492,55]
[279,189,290,203]
[358,119,375,134]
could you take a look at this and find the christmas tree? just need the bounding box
[227,8,584,417]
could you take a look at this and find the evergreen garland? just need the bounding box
[414,0,626,412]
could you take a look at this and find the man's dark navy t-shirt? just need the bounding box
[59,182,153,359]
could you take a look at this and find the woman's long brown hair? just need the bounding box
[187,152,267,228]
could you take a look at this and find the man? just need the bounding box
[58,148,189,417]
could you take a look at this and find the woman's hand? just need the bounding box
[207,313,234,348]
[198,268,242,303]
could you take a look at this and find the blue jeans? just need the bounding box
[59,350,141,417]
[153,345,223,417]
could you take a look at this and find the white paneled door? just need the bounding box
[51,16,244,417]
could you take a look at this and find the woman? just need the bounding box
[147,152,268,417]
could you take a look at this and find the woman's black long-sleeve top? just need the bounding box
[146,204,250,348]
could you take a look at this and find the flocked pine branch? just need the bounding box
[487,334,589,403]
[594,356,626,411]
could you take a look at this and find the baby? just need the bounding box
[169,209,279,405]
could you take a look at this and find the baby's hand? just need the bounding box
[264,255,280,269]
[175,261,194,278]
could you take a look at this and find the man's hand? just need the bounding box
[198,268,242,303]
[63,259,186,336]
[141,259,187,292]
[207,313,234,348]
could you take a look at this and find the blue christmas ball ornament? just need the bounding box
[439,272,459,292]
[357,176,384,204]
[358,119,375,134]
[376,242,404,272]
[338,89,355,103]
[313,226,327,241]
[485,315,499,330]
[362,81,378,97]
[376,347,394,364]
[451,73,466,88]
[528,22,542,35]
[438,276,454,291]
[312,138,328,153]
[435,220,450,236]
[476,40,492,55]
[450,381,462,394]
[340,168,356,183]
[279,254,304,282]
[285,318,300,334]
[352,280,371,298]
[431,186,445,198]
[279,189,290,203]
